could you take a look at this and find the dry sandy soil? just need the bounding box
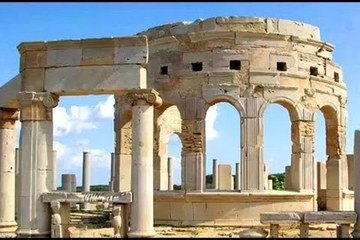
[67,211,349,238]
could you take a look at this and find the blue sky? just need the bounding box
[1,3,359,186]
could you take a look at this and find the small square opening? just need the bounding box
[310,67,318,76]
[334,72,339,82]
[192,62,203,72]
[229,60,241,70]
[160,66,168,75]
[277,62,287,71]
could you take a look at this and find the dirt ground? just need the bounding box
[68,211,350,238]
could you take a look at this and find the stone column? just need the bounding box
[126,89,162,238]
[290,120,315,192]
[235,163,241,190]
[285,165,292,190]
[109,152,115,192]
[241,116,263,191]
[168,157,174,190]
[81,152,91,210]
[15,148,20,219]
[0,108,18,234]
[351,130,360,238]
[61,174,77,192]
[17,92,58,237]
[52,150,57,191]
[212,159,218,189]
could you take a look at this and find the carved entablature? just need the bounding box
[0,108,19,129]
[126,89,163,108]
[18,92,59,121]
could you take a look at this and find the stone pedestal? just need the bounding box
[167,157,174,190]
[347,154,354,190]
[0,108,18,234]
[81,152,91,210]
[16,92,58,237]
[126,89,161,238]
[218,164,232,190]
[352,130,360,238]
[212,159,218,189]
[285,165,292,190]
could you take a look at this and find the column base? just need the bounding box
[128,229,156,238]
[16,229,50,238]
[0,221,17,234]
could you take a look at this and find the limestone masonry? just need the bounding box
[0,16,355,238]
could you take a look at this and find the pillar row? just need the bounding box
[126,89,162,238]
[16,91,58,238]
[0,108,18,234]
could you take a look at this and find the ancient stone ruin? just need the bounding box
[0,16,356,238]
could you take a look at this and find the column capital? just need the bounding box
[0,108,19,129]
[125,89,162,108]
[18,92,59,121]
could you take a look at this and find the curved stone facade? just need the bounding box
[113,16,349,225]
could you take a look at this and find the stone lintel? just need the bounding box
[260,212,302,224]
[18,92,59,121]
[0,108,19,129]
[126,89,162,108]
[303,211,357,224]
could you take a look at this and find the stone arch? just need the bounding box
[259,96,301,121]
[317,104,340,157]
[154,104,183,190]
[202,95,245,119]
[203,98,242,191]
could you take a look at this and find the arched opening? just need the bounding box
[205,102,241,191]
[154,105,182,191]
[263,103,292,191]
[314,110,328,210]
[167,133,183,190]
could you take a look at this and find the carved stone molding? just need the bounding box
[125,89,162,108]
[18,91,59,121]
[0,108,19,129]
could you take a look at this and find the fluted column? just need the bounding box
[0,108,18,234]
[16,92,58,237]
[126,89,162,238]
[241,116,263,191]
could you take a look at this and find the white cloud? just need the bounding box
[53,96,115,137]
[55,139,111,170]
[53,105,96,137]
[206,105,219,140]
[95,95,115,119]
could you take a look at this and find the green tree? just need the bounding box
[268,173,285,190]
